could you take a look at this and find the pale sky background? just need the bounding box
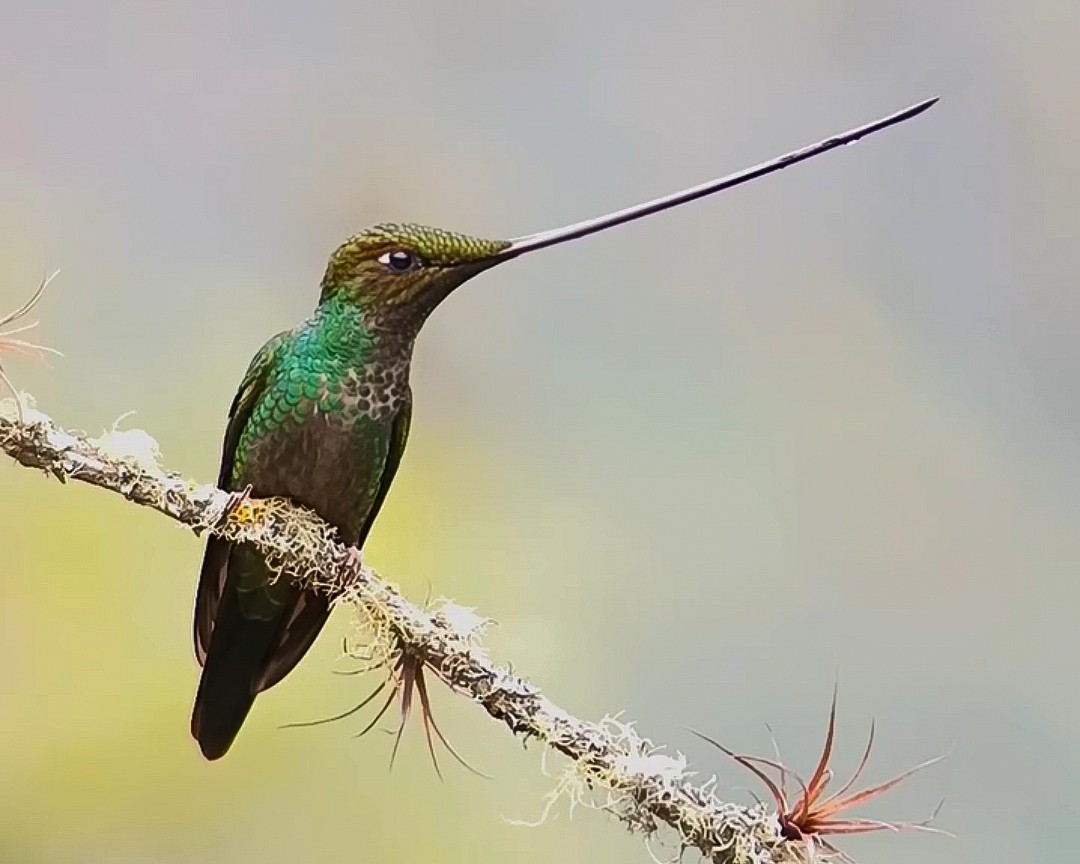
[2,2,1078,863]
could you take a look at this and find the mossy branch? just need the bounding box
[0,398,803,864]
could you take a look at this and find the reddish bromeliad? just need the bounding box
[693,687,947,862]
[0,272,61,419]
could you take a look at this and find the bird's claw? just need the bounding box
[344,546,364,571]
[217,484,254,527]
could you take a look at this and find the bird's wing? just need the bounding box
[254,396,413,691]
[194,331,288,665]
[358,394,412,548]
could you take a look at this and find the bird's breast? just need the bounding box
[238,360,410,540]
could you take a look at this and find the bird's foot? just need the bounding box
[344,545,364,571]
[217,484,254,526]
[336,546,364,592]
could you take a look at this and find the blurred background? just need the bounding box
[1,2,1076,862]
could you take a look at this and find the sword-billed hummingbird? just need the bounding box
[192,98,936,759]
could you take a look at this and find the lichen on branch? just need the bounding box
[0,398,802,864]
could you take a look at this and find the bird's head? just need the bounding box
[319,223,513,327]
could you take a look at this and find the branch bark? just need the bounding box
[0,399,801,864]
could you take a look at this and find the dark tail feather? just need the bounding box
[190,590,284,761]
[191,547,333,760]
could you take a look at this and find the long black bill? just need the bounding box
[496,97,937,258]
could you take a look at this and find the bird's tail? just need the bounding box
[192,542,331,760]
[190,595,282,760]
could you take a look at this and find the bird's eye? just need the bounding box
[378,250,421,273]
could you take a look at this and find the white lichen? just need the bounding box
[91,412,163,470]
[430,599,494,645]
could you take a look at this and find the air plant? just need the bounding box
[283,639,488,780]
[692,687,946,862]
[0,271,62,421]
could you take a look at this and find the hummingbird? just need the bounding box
[191,97,936,760]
